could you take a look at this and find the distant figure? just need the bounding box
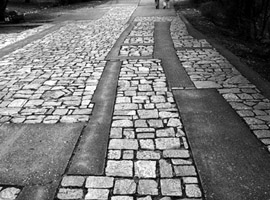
[155,0,159,9]
[163,0,170,9]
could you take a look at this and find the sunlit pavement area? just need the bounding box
[1,0,270,199]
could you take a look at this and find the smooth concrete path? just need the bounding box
[174,89,270,199]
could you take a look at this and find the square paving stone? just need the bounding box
[135,161,156,178]
[138,180,158,195]
[113,179,136,194]
[160,179,182,196]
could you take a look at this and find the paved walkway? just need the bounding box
[1,0,270,199]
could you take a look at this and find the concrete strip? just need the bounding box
[154,22,194,89]
[68,61,121,175]
[0,123,84,186]
[173,89,270,199]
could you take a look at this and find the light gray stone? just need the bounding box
[112,120,133,127]
[106,161,133,177]
[167,118,182,127]
[61,176,85,187]
[85,189,109,199]
[57,188,84,200]
[185,184,202,198]
[138,180,158,195]
[159,159,173,177]
[139,139,155,149]
[160,179,182,196]
[163,150,190,158]
[135,161,156,178]
[138,109,158,119]
[113,179,136,194]
[155,138,181,150]
[86,176,114,188]
[137,151,160,160]
[156,128,175,137]
[174,165,197,176]
[109,139,138,150]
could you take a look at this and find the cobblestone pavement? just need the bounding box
[0,6,135,124]
[1,3,270,200]
[0,24,53,49]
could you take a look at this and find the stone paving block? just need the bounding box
[167,118,182,127]
[183,177,199,184]
[163,150,190,158]
[172,159,193,165]
[57,188,84,200]
[147,119,163,127]
[137,110,159,119]
[155,138,181,150]
[113,179,136,194]
[160,179,182,196]
[123,150,135,159]
[106,160,133,177]
[139,139,155,150]
[109,139,138,150]
[135,161,156,178]
[185,184,202,198]
[137,196,152,200]
[137,179,158,195]
[61,176,85,187]
[85,189,109,200]
[110,128,123,138]
[159,159,173,177]
[86,176,114,188]
[156,128,175,137]
[174,165,197,176]
[108,150,121,159]
[137,151,160,160]
[112,120,133,127]
[112,196,134,200]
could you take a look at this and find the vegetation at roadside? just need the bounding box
[175,0,270,82]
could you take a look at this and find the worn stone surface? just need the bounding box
[113,179,136,194]
[86,176,114,188]
[106,161,133,177]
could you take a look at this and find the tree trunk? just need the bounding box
[0,0,8,21]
